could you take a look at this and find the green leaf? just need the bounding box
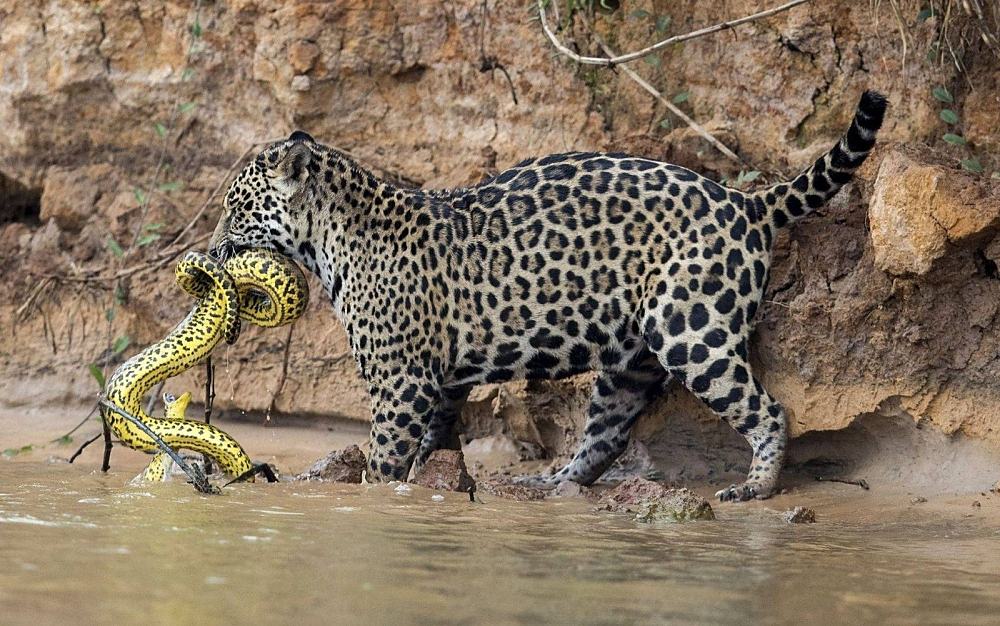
[917,7,935,21]
[942,133,967,146]
[655,15,671,33]
[932,86,953,103]
[112,335,131,355]
[939,109,959,124]
[88,363,106,389]
[106,237,124,258]
[658,118,673,130]
[137,233,161,247]
[178,101,197,113]
[54,435,73,446]
[961,158,984,173]
[740,170,762,184]
[105,307,116,322]
[181,68,195,82]
[2,448,19,458]
[144,222,165,232]
[154,122,167,138]
[157,181,182,192]
[629,9,650,19]
[643,55,661,68]
[672,90,690,104]
[191,19,202,38]
[114,284,127,306]
[133,188,147,205]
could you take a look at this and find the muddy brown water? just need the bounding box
[2,458,1000,626]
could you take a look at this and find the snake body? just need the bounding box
[100,249,309,479]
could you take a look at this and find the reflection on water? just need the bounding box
[1,462,999,625]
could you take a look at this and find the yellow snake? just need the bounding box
[100,249,309,481]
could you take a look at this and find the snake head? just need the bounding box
[162,391,192,420]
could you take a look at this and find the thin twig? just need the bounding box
[589,32,751,168]
[202,356,215,474]
[537,0,812,66]
[68,432,103,463]
[101,417,113,472]
[100,400,219,494]
[204,356,215,424]
[14,277,53,322]
[146,381,165,415]
[266,325,295,425]
[815,476,870,490]
[477,0,518,105]
[166,140,275,249]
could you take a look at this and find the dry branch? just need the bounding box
[590,33,750,167]
[537,0,812,66]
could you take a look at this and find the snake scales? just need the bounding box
[99,249,309,481]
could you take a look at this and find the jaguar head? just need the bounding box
[208,130,318,263]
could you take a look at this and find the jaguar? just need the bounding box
[209,90,887,501]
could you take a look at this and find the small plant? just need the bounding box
[2,444,34,458]
[931,85,985,175]
[85,4,205,396]
[721,170,762,190]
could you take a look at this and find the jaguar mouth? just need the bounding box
[209,239,246,263]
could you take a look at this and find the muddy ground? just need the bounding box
[4,401,998,519]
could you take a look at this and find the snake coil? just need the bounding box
[99,249,309,481]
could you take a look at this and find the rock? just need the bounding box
[40,165,111,232]
[291,75,311,92]
[0,222,29,253]
[911,496,928,504]
[287,40,320,74]
[25,219,63,273]
[598,477,715,523]
[296,444,366,483]
[783,506,817,524]
[600,439,660,482]
[412,449,475,493]
[972,500,981,508]
[868,149,1000,276]
[551,480,584,498]
[964,68,1000,153]
[477,477,546,501]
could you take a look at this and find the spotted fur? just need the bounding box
[210,91,887,501]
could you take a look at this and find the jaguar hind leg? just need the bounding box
[642,304,787,502]
[515,352,667,488]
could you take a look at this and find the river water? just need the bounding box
[2,461,999,625]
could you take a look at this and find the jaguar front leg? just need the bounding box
[412,385,471,477]
[366,378,443,482]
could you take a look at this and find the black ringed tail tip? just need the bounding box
[756,89,888,228]
[857,90,888,129]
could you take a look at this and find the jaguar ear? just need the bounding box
[275,141,312,182]
[288,130,315,143]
